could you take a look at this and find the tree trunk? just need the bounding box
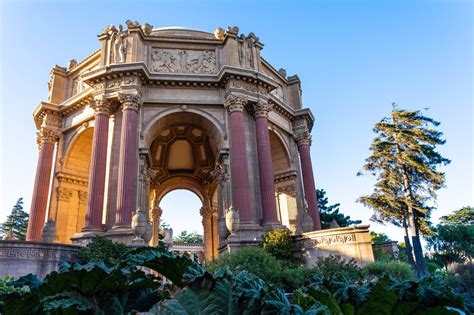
[400,163,429,278]
[402,217,416,268]
[407,210,429,278]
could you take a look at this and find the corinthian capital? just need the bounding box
[37,128,60,148]
[91,97,114,116]
[118,92,142,111]
[295,131,312,147]
[200,206,212,219]
[224,94,247,113]
[253,100,272,118]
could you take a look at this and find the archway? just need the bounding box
[55,128,93,243]
[145,111,223,260]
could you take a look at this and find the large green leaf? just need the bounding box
[307,286,343,315]
[261,288,304,314]
[125,246,193,287]
[356,278,398,315]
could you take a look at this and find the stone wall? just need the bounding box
[296,225,375,267]
[0,240,80,279]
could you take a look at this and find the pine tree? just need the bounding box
[0,198,29,240]
[317,189,361,229]
[358,106,450,278]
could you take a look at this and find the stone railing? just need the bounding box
[295,225,375,267]
[0,240,80,279]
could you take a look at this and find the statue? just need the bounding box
[112,24,127,63]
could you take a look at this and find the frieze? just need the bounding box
[304,233,356,248]
[94,76,141,93]
[0,246,76,262]
[225,79,268,96]
[150,48,217,74]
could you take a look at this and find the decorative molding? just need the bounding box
[56,172,88,187]
[37,128,60,148]
[78,191,87,204]
[90,97,114,116]
[253,100,272,118]
[304,233,356,248]
[150,49,217,74]
[0,244,77,262]
[58,187,74,202]
[224,94,247,113]
[118,92,142,111]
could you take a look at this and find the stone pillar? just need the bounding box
[253,100,278,224]
[27,113,61,241]
[151,204,162,247]
[82,97,113,232]
[115,93,141,228]
[212,210,219,258]
[296,134,321,230]
[201,206,213,260]
[224,95,252,221]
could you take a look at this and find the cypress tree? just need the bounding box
[1,198,29,240]
[358,106,450,278]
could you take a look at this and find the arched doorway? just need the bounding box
[54,127,93,243]
[144,111,223,260]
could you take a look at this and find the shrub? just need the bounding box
[280,266,314,291]
[262,229,300,266]
[310,255,362,280]
[362,259,415,280]
[73,236,130,266]
[207,247,281,284]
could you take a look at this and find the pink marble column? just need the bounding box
[26,129,58,241]
[254,100,278,224]
[297,135,321,230]
[115,93,141,228]
[82,98,113,231]
[225,95,252,221]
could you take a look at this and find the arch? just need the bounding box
[269,129,292,173]
[142,108,226,149]
[156,177,204,203]
[64,127,94,176]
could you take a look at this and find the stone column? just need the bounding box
[151,206,162,246]
[27,125,60,241]
[224,95,252,221]
[253,100,278,224]
[115,93,141,228]
[296,134,321,230]
[212,210,219,258]
[82,97,113,232]
[201,206,213,260]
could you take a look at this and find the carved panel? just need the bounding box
[304,233,356,248]
[0,246,76,261]
[150,49,216,74]
[78,191,88,204]
[58,187,74,201]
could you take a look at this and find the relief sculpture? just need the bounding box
[150,49,216,74]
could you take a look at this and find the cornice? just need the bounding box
[32,102,61,130]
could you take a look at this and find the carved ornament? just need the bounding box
[37,128,60,148]
[150,49,216,74]
[90,97,114,116]
[304,233,356,248]
[224,95,247,113]
[58,187,73,202]
[295,131,311,147]
[118,92,142,111]
[226,79,268,96]
[253,100,272,118]
[78,191,88,204]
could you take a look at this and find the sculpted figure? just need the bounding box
[151,49,178,72]
[113,24,127,63]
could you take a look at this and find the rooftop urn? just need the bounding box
[225,206,240,234]
[143,221,153,243]
[131,208,147,240]
[41,219,56,243]
[163,228,173,244]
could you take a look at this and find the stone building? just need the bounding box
[26,22,326,260]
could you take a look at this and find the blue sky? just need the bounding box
[0,0,472,241]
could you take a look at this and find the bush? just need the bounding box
[73,236,130,266]
[207,247,281,284]
[310,255,363,280]
[280,266,314,291]
[362,259,415,280]
[262,229,300,266]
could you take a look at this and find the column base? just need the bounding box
[218,221,264,255]
[70,230,105,246]
[261,221,286,232]
[103,227,136,245]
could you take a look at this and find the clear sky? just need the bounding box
[0,0,472,241]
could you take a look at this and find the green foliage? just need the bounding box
[0,246,469,314]
[440,206,474,225]
[207,247,281,284]
[0,198,28,240]
[262,229,300,266]
[174,230,204,243]
[427,207,474,268]
[370,231,392,244]
[74,236,130,266]
[311,255,363,281]
[317,189,361,229]
[358,106,450,278]
[362,259,415,280]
